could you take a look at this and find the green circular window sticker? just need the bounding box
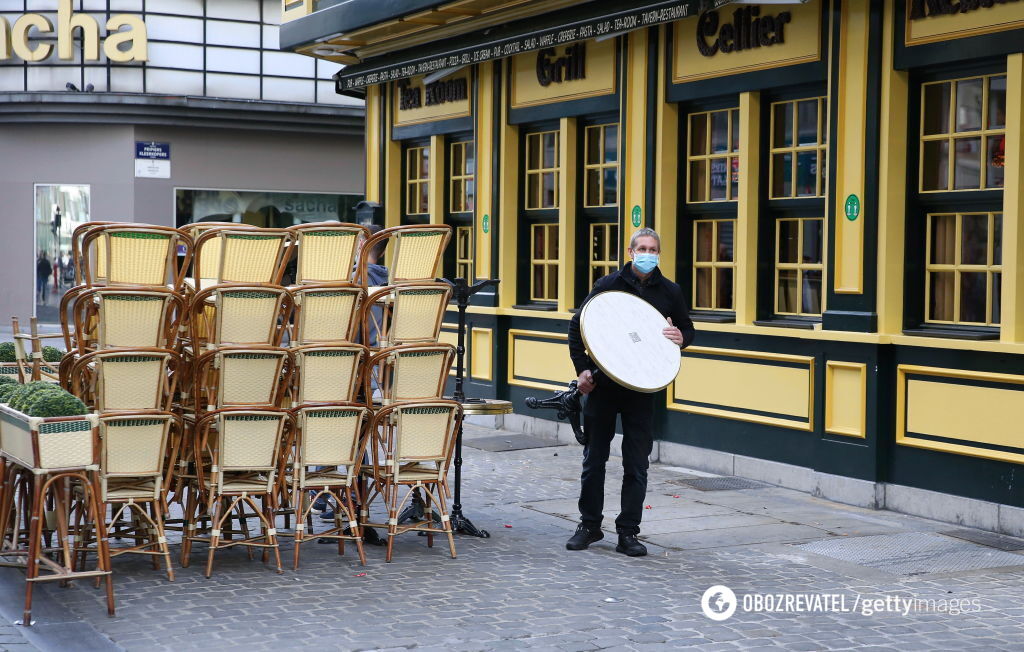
[482,214,490,234]
[631,205,642,228]
[844,194,860,222]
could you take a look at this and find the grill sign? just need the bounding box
[536,43,586,86]
[910,0,1022,19]
[696,6,791,57]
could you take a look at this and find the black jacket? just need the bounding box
[568,262,696,378]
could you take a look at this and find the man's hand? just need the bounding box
[663,317,684,346]
[577,369,596,394]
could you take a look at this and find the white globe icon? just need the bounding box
[701,585,737,621]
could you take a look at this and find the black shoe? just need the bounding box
[615,533,647,557]
[565,524,603,550]
[319,510,336,521]
[363,526,386,546]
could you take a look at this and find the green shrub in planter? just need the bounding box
[0,376,18,386]
[0,383,20,403]
[42,346,64,363]
[0,342,15,363]
[7,382,63,413]
[24,389,87,417]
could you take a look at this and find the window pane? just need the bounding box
[730,157,739,200]
[465,179,475,212]
[731,109,740,150]
[695,268,711,308]
[542,172,557,208]
[716,267,734,310]
[989,76,1007,130]
[690,114,708,155]
[922,140,949,191]
[465,142,475,174]
[689,161,707,202]
[777,269,798,313]
[533,226,545,259]
[609,225,619,261]
[992,272,1002,324]
[603,168,618,205]
[604,125,618,162]
[987,136,1005,189]
[803,219,823,265]
[420,148,430,177]
[960,214,988,265]
[773,102,793,148]
[592,226,606,261]
[930,214,956,265]
[695,222,713,262]
[797,100,818,146]
[955,78,983,132]
[528,134,540,169]
[711,111,729,153]
[527,174,539,209]
[586,169,601,206]
[994,213,1003,266]
[772,153,792,197]
[710,159,727,200]
[959,272,987,323]
[802,269,822,314]
[817,151,827,195]
[533,266,544,298]
[546,264,558,299]
[778,220,799,264]
[543,133,557,168]
[953,137,981,189]
[819,99,828,144]
[548,226,559,259]
[796,151,817,197]
[586,127,601,165]
[418,184,429,213]
[929,271,955,321]
[718,221,734,262]
[452,144,464,176]
[923,82,951,135]
[452,180,463,212]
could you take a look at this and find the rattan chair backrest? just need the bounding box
[292,283,365,344]
[99,411,174,478]
[215,409,288,472]
[368,401,459,478]
[74,287,185,352]
[82,224,191,290]
[71,348,179,412]
[288,222,369,285]
[192,227,292,290]
[367,343,455,404]
[71,221,116,285]
[191,285,294,349]
[193,346,291,412]
[363,282,451,349]
[292,344,366,405]
[295,403,368,468]
[356,224,452,286]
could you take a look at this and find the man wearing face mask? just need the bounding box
[565,228,695,556]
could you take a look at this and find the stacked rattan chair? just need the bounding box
[354,225,463,562]
[60,223,192,582]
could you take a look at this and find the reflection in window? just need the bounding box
[450,140,475,214]
[589,223,619,286]
[775,217,824,316]
[583,124,619,207]
[920,74,1006,192]
[693,219,735,311]
[525,130,560,209]
[770,97,827,199]
[35,184,90,323]
[531,223,559,301]
[926,212,1002,326]
[406,146,431,215]
[175,189,364,227]
[688,108,740,202]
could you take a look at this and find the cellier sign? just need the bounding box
[697,6,792,56]
[0,0,148,63]
[910,0,1022,19]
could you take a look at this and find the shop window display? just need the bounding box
[687,108,740,202]
[583,124,619,208]
[775,217,824,316]
[770,97,827,199]
[926,212,1002,326]
[525,130,560,209]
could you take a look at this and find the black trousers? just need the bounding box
[578,381,654,536]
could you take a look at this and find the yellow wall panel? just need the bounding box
[825,361,866,438]
[392,74,471,127]
[508,330,575,390]
[671,348,814,430]
[672,0,821,84]
[471,327,492,381]
[511,39,616,108]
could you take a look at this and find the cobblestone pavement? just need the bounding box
[4,423,1024,651]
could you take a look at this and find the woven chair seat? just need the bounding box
[361,462,443,482]
[105,479,160,500]
[301,471,355,488]
[203,478,273,493]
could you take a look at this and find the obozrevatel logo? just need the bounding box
[701,585,737,621]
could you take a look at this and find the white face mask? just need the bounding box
[633,253,659,274]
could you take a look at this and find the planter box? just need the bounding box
[0,403,98,473]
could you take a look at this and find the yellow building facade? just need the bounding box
[282,0,1024,512]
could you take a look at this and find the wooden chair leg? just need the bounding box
[21,478,44,626]
[293,489,307,571]
[204,499,225,578]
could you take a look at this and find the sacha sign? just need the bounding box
[0,0,148,63]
